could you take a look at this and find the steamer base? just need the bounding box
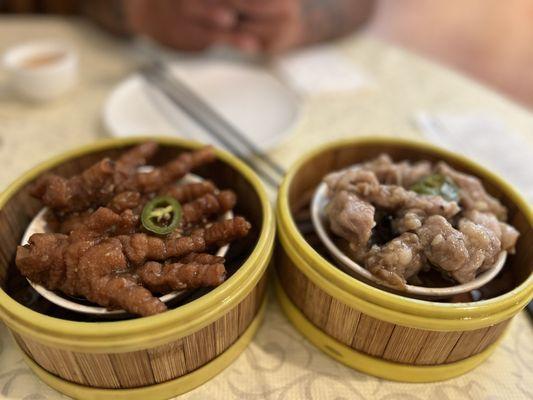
[20,297,267,400]
[274,277,505,383]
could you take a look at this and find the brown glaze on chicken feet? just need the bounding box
[117,217,251,267]
[16,217,250,316]
[60,190,236,234]
[132,146,216,193]
[137,260,226,294]
[18,144,250,316]
[30,144,216,214]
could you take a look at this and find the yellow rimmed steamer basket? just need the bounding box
[0,137,275,399]
[275,137,533,382]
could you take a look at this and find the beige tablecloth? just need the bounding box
[0,17,532,400]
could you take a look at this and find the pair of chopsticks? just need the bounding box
[140,62,285,188]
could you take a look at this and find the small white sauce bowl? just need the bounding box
[2,40,78,101]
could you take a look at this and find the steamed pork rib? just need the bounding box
[417,216,470,275]
[16,217,250,316]
[391,209,425,233]
[362,154,432,187]
[16,144,252,316]
[30,144,216,213]
[462,210,519,253]
[457,219,501,279]
[326,190,375,248]
[417,216,502,283]
[352,183,460,219]
[436,162,507,220]
[325,168,460,219]
[323,154,520,289]
[364,233,425,288]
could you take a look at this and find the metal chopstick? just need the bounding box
[140,63,285,188]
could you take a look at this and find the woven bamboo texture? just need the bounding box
[0,142,268,389]
[276,141,531,366]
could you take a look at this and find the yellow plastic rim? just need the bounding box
[23,295,266,400]
[0,137,275,352]
[277,136,533,331]
[274,277,504,383]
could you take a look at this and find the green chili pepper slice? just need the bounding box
[141,196,182,235]
[410,173,459,202]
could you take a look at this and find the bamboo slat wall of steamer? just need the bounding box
[277,259,508,365]
[276,142,532,367]
[12,275,266,388]
[0,143,269,389]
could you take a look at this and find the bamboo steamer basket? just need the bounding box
[0,137,275,399]
[275,136,532,382]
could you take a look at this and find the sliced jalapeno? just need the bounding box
[141,196,182,235]
[410,173,459,202]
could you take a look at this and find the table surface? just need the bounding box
[0,16,532,400]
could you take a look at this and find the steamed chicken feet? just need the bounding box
[16,217,250,315]
[30,144,216,213]
[60,189,236,234]
[137,259,226,293]
[16,143,252,316]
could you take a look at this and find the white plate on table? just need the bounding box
[103,58,300,152]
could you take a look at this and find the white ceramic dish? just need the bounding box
[2,40,78,101]
[103,59,300,153]
[311,181,507,298]
[21,173,232,315]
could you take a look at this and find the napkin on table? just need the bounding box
[415,111,533,202]
[273,44,372,96]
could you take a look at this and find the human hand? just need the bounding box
[228,0,374,54]
[229,0,305,54]
[124,0,257,51]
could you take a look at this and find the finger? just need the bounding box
[149,22,217,51]
[181,1,238,29]
[215,32,262,54]
[238,20,300,53]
